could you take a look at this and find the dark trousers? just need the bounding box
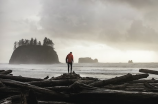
[68,62,72,73]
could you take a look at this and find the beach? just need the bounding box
[0,63,158,80]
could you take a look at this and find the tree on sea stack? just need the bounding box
[43,37,54,48]
[43,37,47,46]
[38,41,41,46]
[30,38,34,45]
[33,38,37,45]
[14,42,17,50]
[9,37,59,64]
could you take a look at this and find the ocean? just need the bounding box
[0,63,158,80]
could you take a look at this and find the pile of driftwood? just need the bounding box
[1,69,158,104]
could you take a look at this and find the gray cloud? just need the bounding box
[1,0,158,63]
[108,0,158,9]
[108,0,158,23]
[0,0,42,63]
[40,0,158,51]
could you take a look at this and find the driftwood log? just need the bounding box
[38,101,74,104]
[0,87,20,93]
[47,82,97,93]
[46,86,69,92]
[89,73,148,87]
[89,73,133,87]
[44,76,49,79]
[104,83,128,90]
[0,79,68,100]
[0,95,21,104]
[0,81,5,87]
[144,82,158,92]
[29,79,77,87]
[0,70,5,72]
[0,74,43,82]
[139,69,158,75]
[0,69,158,104]
[132,74,149,80]
[0,70,12,75]
[70,89,158,104]
[131,80,158,83]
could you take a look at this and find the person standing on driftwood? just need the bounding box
[66,52,74,73]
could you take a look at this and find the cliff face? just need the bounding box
[78,57,98,63]
[9,45,59,64]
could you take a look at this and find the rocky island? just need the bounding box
[128,60,133,63]
[9,37,59,64]
[78,57,98,63]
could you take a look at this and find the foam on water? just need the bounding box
[0,63,158,80]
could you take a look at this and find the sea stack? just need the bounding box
[128,60,133,63]
[9,37,59,64]
[78,57,98,63]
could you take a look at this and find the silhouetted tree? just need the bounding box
[18,40,22,46]
[33,38,37,45]
[30,38,34,45]
[28,40,31,45]
[14,37,54,49]
[21,39,24,45]
[14,42,17,50]
[24,39,28,45]
[38,41,41,45]
[43,37,47,46]
[50,40,54,46]
[47,40,54,47]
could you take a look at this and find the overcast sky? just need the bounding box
[1,0,158,63]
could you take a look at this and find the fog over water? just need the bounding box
[1,63,158,80]
[1,0,158,63]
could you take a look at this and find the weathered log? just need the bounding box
[38,101,74,104]
[69,82,97,93]
[89,73,149,87]
[29,79,77,87]
[75,80,97,85]
[89,73,133,87]
[126,83,145,88]
[53,73,81,80]
[0,70,12,75]
[46,86,69,92]
[44,76,49,79]
[81,77,99,81]
[144,82,157,89]
[132,74,149,80]
[104,83,128,90]
[150,83,158,86]
[0,95,21,104]
[70,89,158,103]
[0,81,5,87]
[0,87,20,100]
[144,82,158,92]
[0,87,20,93]
[131,80,158,83]
[27,90,38,104]
[124,88,147,92]
[139,69,158,75]
[0,79,68,100]
[104,83,147,91]
[0,70,5,72]
[0,74,43,82]
[47,82,97,93]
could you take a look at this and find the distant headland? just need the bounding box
[9,37,59,64]
[78,57,98,63]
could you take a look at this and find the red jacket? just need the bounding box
[66,53,73,63]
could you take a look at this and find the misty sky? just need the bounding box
[1,0,158,63]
